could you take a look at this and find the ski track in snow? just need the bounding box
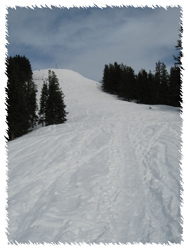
[7,69,182,244]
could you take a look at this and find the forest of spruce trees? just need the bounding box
[101,61,181,107]
[6,55,67,141]
[101,32,182,107]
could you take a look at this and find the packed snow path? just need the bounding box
[7,69,182,244]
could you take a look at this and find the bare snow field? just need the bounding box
[7,69,182,244]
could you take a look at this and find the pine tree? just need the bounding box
[160,62,170,105]
[39,81,48,126]
[154,61,169,104]
[47,70,67,125]
[169,25,183,107]
[169,66,181,107]
[147,70,155,104]
[26,79,38,128]
[173,25,183,68]
[39,70,67,126]
[137,69,149,104]
[112,62,122,95]
[119,65,136,101]
[101,64,110,93]
[101,62,122,95]
[6,55,37,140]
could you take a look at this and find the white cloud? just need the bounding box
[7,6,181,80]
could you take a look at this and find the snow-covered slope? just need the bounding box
[7,69,182,244]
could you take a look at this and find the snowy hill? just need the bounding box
[7,69,182,244]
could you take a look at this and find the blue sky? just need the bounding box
[7,6,181,81]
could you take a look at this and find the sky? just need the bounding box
[6,6,181,81]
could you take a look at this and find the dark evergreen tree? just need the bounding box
[119,65,136,101]
[137,69,149,104]
[101,64,110,93]
[112,62,122,94]
[6,55,37,140]
[46,70,67,125]
[170,25,183,107]
[160,62,170,105]
[173,25,183,68]
[169,66,181,107]
[154,61,169,104]
[26,79,38,128]
[102,62,122,95]
[39,70,67,126]
[147,70,156,104]
[39,81,48,126]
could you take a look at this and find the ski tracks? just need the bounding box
[126,110,182,243]
[88,113,150,243]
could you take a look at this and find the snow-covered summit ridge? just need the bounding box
[8,68,182,244]
[33,68,126,126]
[33,68,101,98]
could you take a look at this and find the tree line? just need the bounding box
[101,61,181,107]
[6,55,67,141]
[101,36,182,107]
[6,32,182,140]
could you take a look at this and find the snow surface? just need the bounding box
[7,69,182,244]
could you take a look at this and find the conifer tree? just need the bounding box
[154,61,169,104]
[169,66,181,107]
[6,55,37,140]
[112,62,122,94]
[39,81,48,126]
[26,80,38,128]
[173,25,183,68]
[47,70,67,125]
[147,70,155,104]
[170,25,183,107]
[102,62,122,95]
[39,70,67,126]
[137,69,149,104]
[160,62,170,105]
[101,64,110,93]
[119,65,136,101]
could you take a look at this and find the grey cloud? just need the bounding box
[7,6,181,81]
